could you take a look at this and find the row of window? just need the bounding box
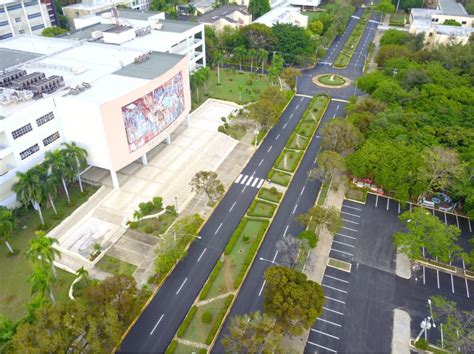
[31,23,44,31]
[19,131,60,160]
[11,112,55,140]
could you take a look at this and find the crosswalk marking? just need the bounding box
[241,175,248,184]
[234,174,265,189]
[235,174,243,183]
[246,176,254,186]
[251,178,258,187]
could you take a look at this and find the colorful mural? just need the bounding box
[122,71,185,152]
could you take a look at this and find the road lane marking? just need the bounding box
[258,159,264,166]
[342,219,359,224]
[325,296,345,304]
[469,219,472,232]
[341,226,358,232]
[343,205,361,211]
[251,178,259,187]
[318,318,342,327]
[290,113,295,118]
[333,240,355,248]
[325,274,349,283]
[307,341,337,353]
[436,269,440,289]
[267,145,272,152]
[323,284,348,294]
[323,306,344,315]
[246,176,254,186]
[176,278,188,295]
[311,329,340,340]
[235,174,243,183]
[283,224,289,236]
[150,314,165,335]
[241,185,247,193]
[422,247,426,285]
[257,179,264,188]
[300,186,305,195]
[283,122,287,128]
[276,134,280,140]
[292,204,298,214]
[197,248,207,262]
[331,248,353,256]
[336,233,357,240]
[258,280,266,296]
[341,211,360,217]
[272,251,279,263]
[450,273,455,293]
[215,223,223,234]
[229,201,236,212]
[336,104,340,110]
[332,113,336,118]
[241,175,248,184]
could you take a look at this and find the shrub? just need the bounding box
[201,310,213,324]
[270,187,277,194]
[247,79,253,86]
[218,125,225,133]
[166,205,177,215]
[152,197,163,209]
[297,230,319,248]
[221,116,227,123]
[129,221,138,229]
[165,340,177,354]
[36,223,50,231]
[199,261,223,300]
[176,306,197,337]
[414,338,428,350]
[224,122,229,129]
[243,235,250,243]
[143,225,154,233]
[139,202,150,214]
[205,294,234,345]
[300,129,306,135]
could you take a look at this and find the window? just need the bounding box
[15,17,21,23]
[20,144,39,160]
[31,24,44,31]
[462,21,466,25]
[11,123,32,139]
[42,131,60,146]
[0,20,8,27]
[19,29,25,34]
[36,112,54,126]
[28,13,42,19]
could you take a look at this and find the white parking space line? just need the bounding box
[343,205,361,211]
[462,258,470,298]
[267,146,272,152]
[150,314,165,335]
[311,329,340,340]
[235,174,243,183]
[325,296,345,304]
[386,198,389,211]
[323,284,348,294]
[331,248,353,257]
[307,341,337,353]
[375,194,379,207]
[215,223,223,235]
[456,215,460,228]
[229,201,236,212]
[341,211,360,218]
[342,219,359,225]
[197,248,207,262]
[246,176,254,186]
[325,274,349,283]
[176,278,188,295]
[341,226,358,232]
[336,233,357,240]
[258,280,266,296]
[240,175,248,184]
[333,240,355,248]
[323,307,344,315]
[257,179,264,188]
[318,317,342,327]
[251,178,258,187]
[398,203,401,214]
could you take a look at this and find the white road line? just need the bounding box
[197,248,207,262]
[283,122,287,129]
[386,198,389,211]
[318,317,342,327]
[311,329,340,340]
[235,174,243,183]
[150,314,165,335]
[258,280,266,296]
[398,203,401,214]
[176,278,188,295]
[450,273,455,293]
[240,175,248,184]
[292,204,298,214]
[251,178,259,187]
[267,145,272,152]
[332,113,336,118]
[246,176,254,186]
[469,219,472,232]
[258,159,264,166]
[323,306,344,315]
[307,341,337,353]
[300,186,305,195]
[241,185,247,193]
[462,258,470,298]
[276,134,280,140]
[323,284,348,294]
[343,205,361,211]
[422,247,426,285]
[444,213,447,225]
[229,201,236,212]
[341,211,360,218]
[295,105,299,110]
[342,219,359,225]
[336,104,340,110]
[290,113,295,118]
[375,194,379,207]
[325,274,349,283]
[257,179,264,188]
[331,248,353,257]
[456,215,460,228]
[272,251,279,263]
[325,295,345,304]
[333,240,355,248]
[336,233,357,240]
[283,224,289,236]
[341,226,358,232]
[215,223,223,234]
[436,269,440,289]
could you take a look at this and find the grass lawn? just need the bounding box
[269,170,292,186]
[327,258,351,272]
[96,254,137,277]
[218,123,247,140]
[288,134,309,150]
[276,150,303,172]
[201,262,229,300]
[181,297,227,343]
[318,74,346,86]
[248,200,277,218]
[192,69,272,109]
[297,121,318,137]
[317,182,330,206]
[0,183,98,322]
[136,211,178,236]
[345,184,367,203]
[258,187,282,203]
[390,12,406,26]
[302,11,324,21]
[173,341,205,354]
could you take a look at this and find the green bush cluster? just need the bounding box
[137,196,163,217]
[201,310,213,324]
[205,294,234,345]
[224,218,248,255]
[165,340,177,354]
[199,261,223,300]
[176,305,197,338]
[297,230,319,248]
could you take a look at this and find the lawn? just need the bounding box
[276,150,303,172]
[247,200,277,218]
[302,11,324,21]
[135,211,178,236]
[288,133,309,150]
[0,183,98,322]
[192,69,272,109]
[258,187,282,203]
[218,123,247,140]
[297,121,318,137]
[390,12,406,26]
[172,341,205,354]
[95,254,137,277]
[269,170,292,186]
[318,74,346,86]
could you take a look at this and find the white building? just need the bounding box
[198,5,251,30]
[0,35,191,207]
[65,8,206,72]
[62,0,138,22]
[0,0,56,40]
[254,6,308,28]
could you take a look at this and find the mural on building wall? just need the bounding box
[121,71,185,152]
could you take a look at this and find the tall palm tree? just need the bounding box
[26,231,61,278]
[28,265,56,304]
[0,207,15,254]
[190,70,205,102]
[13,168,46,225]
[199,67,211,94]
[248,49,257,73]
[233,46,247,72]
[44,150,73,204]
[76,266,88,281]
[62,142,88,193]
[41,168,60,215]
[213,50,224,85]
[256,49,268,75]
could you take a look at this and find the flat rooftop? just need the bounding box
[0,48,41,71]
[114,52,184,80]
[198,5,248,23]
[438,0,468,16]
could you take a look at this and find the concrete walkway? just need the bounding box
[391,309,411,354]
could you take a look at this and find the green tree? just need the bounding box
[190,171,225,203]
[190,69,205,101]
[248,0,270,19]
[13,168,46,225]
[264,266,325,336]
[28,265,57,304]
[40,166,60,215]
[212,50,224,85]
[198,67,211,94]
[256,48,268,74]
[241,23,275,50]
[376,0,395,13]
[44,149,73,204]
[297,205,342,236]
[272,23,316,64]
[320,119,363,155]
[232,46,247,71]
[248,99,280,129]
[0,315,16,352]
[221,311,283,352]
[0,206,15,254]
[443,19,461,26]
[268,54,284,88]
[248,48,258,73]
[376,44,412,67]
[41,26,67,37]
[26,231,61,278]
[297,230,318,248]
[62,142,88,193]
[394,208,462,263]
[308,19,324,35]
[281,67,301,90]
[308,150,345,183]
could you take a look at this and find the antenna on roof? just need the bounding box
[111,7,120,27]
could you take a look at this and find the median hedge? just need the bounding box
[176,305,197,338]
[224,218,247,255]
[205,294,234,345]
[199,261,223,301]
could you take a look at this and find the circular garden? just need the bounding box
[313,74,351,89]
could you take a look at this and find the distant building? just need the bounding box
[254,6,308,28]
[409,0,473,46]
[0,0,57,40]
[198,5,251,30]
[62,0,135,22]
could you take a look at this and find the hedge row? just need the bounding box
[199,260,223,301]
[205,294,234,345]
[224,218,248,255]
[165,340,177,354]
[176,305,197,338]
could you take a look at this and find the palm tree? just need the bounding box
[256,49,268,75]
[213,50,224,85]
[41,168,60,215]
[199,67,211,94]
[44,149,73,204]
[62,142,88,193]
[238,85,244,102]
[0,207,15,254]
[232,46,247,72]
[190,70,205,102]
[187,3,196,15]
[13,168,46,225]
[76,266,89,281]
[28,265,56,304]
[248,49,257,73]
[26,231,61,278]
[0,315,16,351]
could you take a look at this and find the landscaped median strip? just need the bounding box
[333,9,373,68]
[166,94,331,353]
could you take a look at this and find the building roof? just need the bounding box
[60,23,116,40]
[114,51,184,80]
[254,6,307,27]
[438,0,468,16]
[0,48,42,71]
[198,5,248,24]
